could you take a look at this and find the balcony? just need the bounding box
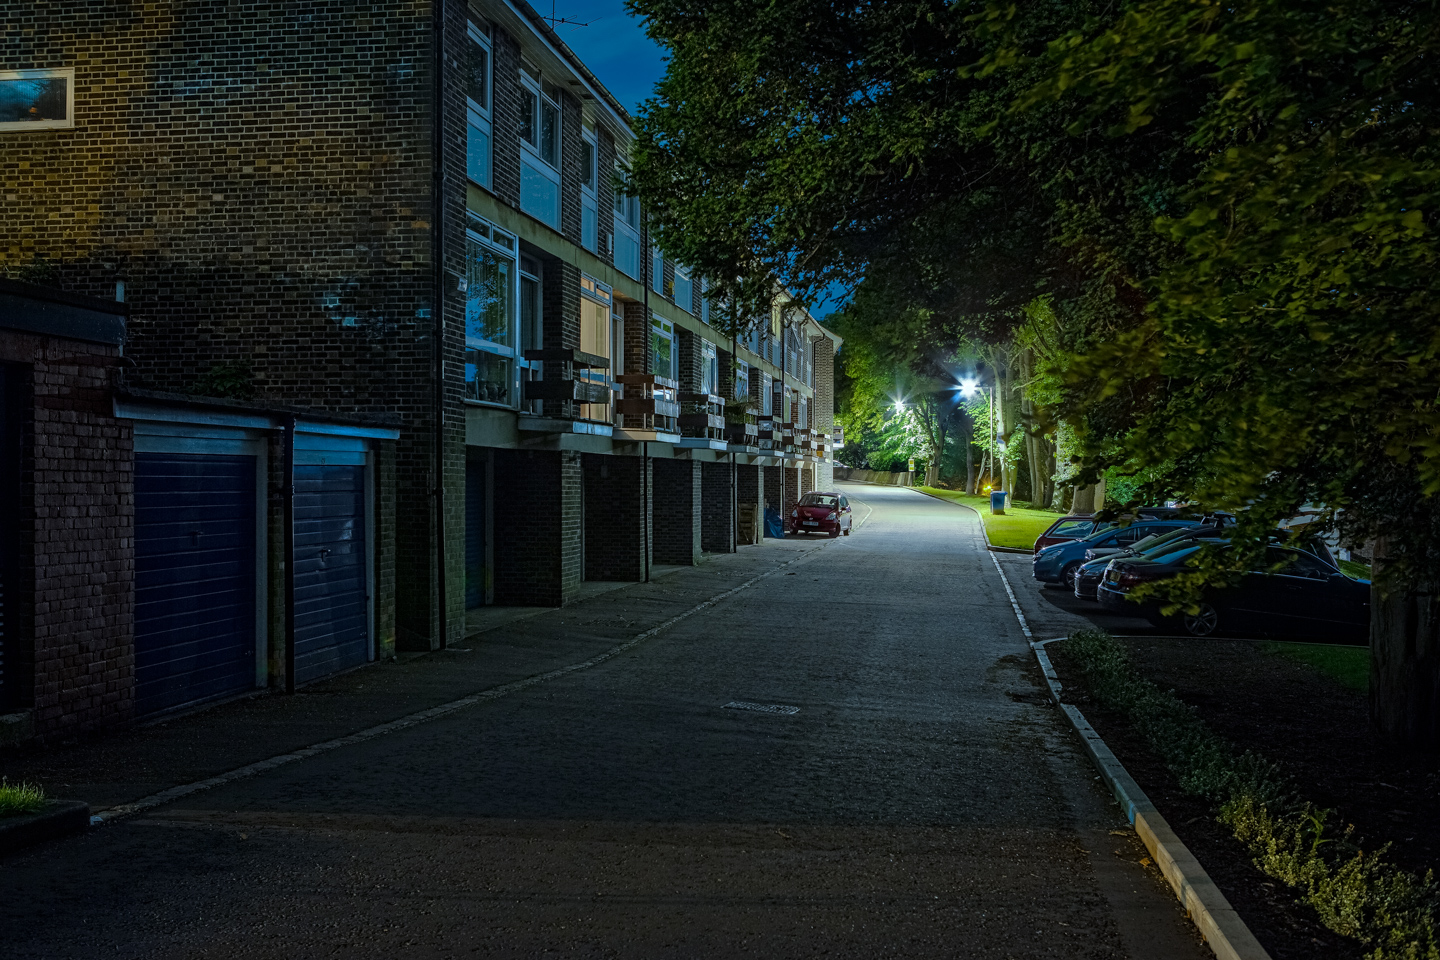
[723,403,759,450]
[678,392,725,441]
[615,374,680,435]
[518,348,613,431]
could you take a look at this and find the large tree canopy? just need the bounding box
[630,0,1440,743]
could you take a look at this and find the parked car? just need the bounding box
[1098,543,1367,640]
[1034,515,1114,554]
[788,491,853,537]
[1073,525,1227,600]
[1033,519,1206,589]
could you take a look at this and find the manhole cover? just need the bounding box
[723,700,800,715]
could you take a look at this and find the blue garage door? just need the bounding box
[134,453,257,716]
[292,464,369,686]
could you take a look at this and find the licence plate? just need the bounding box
[802,521,819,526]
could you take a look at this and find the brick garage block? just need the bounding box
[652,458,700,565]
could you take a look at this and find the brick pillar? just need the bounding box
[621,300,651,429]
[801,464,815,497]
[784,463,800,517]
[764,464,785,516]
[736,463,763,545]
[700,460,735,553]
[653,458,701,564]
[492,449,583,606]
[582,453,650,581]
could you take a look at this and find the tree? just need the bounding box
[629,0,1440,745]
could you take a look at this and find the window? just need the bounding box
[464,26,492,189]
[650,316,675,382]
[579,276,612,422]
[760,375,773,415]
[673,265,694,314]
[700,340,718,396]
[464,216,518,407]
[650,243,665,296]
[520,68,560,229]
[734,361,750,399]
[798,394,809,428]
[0,69,74,131]
[700,278,711,325]
[612,160,641,279]
[580,129,599,252]
[518,256,542,413]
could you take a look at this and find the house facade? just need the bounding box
[0,0,839,735]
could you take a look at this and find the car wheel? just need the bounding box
[829,527,840,538]
[1182,603,1220,637]
[1062,562,1082,590]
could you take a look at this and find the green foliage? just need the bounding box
[1263,642,1370,694]
[1066,629,1440,959]
[0,779,45,818]
[190,361,256,401]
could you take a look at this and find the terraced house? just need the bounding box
[0,0,839,736]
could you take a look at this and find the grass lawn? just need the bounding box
[1338,558,1372,580]
[916,486,1061,550]
[1262,641,1369,693]
[0,779,45,818]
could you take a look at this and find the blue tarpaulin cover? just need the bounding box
[764,506,785,538]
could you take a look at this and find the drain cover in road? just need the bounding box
[723,700,800,715]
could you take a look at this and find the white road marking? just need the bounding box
[723,700,800,715]
[989,551,1033,640]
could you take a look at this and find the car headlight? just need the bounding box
[826,511,838,520]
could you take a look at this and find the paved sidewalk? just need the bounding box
[0,537,828,812]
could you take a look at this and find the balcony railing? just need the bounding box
[521,348,612,421]
[615,374,680,432]
[678,392,725,441]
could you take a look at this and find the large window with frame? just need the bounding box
[700,278,711,325]
[650,316,675,383]
[464,217,518,407]
[700,339,718,396]
[0,69,74,131]
[734,361,750,400]
[518,256,542,413]
[760,374,773,416]
[580,276,612,422]
[612,160,641,279]
[520,67,560,229]
[673,265,694,314]
[465,25,492,189]
[580,129,599,252]
[650,243,665,296]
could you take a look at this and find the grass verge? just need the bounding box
[915,486,1059,549]
[1340,559,1374,580]
[1263,642,1370,693]
[1065,629,1438,960]
[0,779,45,817]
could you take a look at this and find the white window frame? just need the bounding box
[579,275,613,422]
[580,127,599,253]
[734,360,750,399]
[651,242,665,296]
[0,68,75,131]
[700,339,719,396]
[612,159,641,279]
[673,264,694,315]
[651,315,676,383]
[519,68,561,229]
[464,215,520,409]
[464,25,493,190]
[760,374,774,416]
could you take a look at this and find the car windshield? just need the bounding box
[800,494,838,508]
[1051,519,1098,537]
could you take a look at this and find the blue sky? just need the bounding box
[540,1,668,114]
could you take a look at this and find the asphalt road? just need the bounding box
[0,483,1209,959]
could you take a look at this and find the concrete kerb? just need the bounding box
[983,546,1273,960]
[907,487,1035,554]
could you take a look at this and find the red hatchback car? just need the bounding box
[1033,515,1112,554]
[788,491,853,537]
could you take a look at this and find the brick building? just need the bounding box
[1,0,840,730]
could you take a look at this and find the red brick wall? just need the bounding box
[0,331,134,736]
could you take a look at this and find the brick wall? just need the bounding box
[582,453,650,581]
[490,23,523,208]
[0,332,134,736]
[596,128,616,269]
[558,89,583,245]
[541,258,581,418]
[700,460,734,553]
[620,299,650,429]
[784,463,800,516]
[676,329,702,394]
[491,448,581,605]
[652,458,700,564]
[736,463,763,545]
[763,464,784,516]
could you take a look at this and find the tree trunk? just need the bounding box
[1370,544,1440,746]
[1072,480,1106,515]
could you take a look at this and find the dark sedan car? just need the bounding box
[1098,543,1368,641]
[1073,525,1226,600]
[787,491,852,537]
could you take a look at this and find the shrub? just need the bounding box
[1064,629,1440,960]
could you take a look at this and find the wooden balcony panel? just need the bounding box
[678,413,726,430]
[616,397,682,419]
[522,348,609,369]
[523,379,612,403]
